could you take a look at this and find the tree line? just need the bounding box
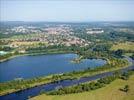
[47,70,134,95]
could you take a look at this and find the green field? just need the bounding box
[31,75,134,100]
[111,42,134,51]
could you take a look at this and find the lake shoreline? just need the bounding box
[0,56,131,96]
[0,60,133,99]
[0,50,73,63]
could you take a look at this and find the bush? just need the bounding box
[120,85,129,92]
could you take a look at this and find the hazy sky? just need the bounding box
[0,0,134,22]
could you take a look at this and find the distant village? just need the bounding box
[0,24,106,54]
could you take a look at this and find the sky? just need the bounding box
[0,0,134,22]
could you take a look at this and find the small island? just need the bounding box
[71,56,83,63]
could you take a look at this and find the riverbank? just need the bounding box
[0,56,131,96]
[31,74,134,100]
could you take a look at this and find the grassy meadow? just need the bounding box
[111,42,134,51]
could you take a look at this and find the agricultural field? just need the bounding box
[111,42,134,51]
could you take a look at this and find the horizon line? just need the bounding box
[1,20,134,23]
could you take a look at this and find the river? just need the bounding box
[0,55,133,100]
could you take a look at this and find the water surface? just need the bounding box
[0,56,133,100]
[0,54,106,82]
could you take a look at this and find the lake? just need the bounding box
[0,54,106,82]
[0,56,133,100]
